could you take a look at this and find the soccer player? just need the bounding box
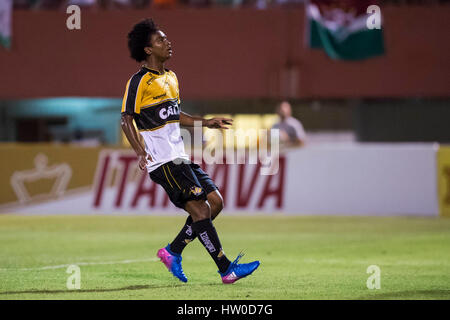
[120,19,260,284]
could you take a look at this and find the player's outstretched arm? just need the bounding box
[180,111,233,129]
[120,114,151,170]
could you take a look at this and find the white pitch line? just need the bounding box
[300,258,448,266]
[0,257,160,271]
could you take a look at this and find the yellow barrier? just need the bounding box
[0,143,103,206]
[437,146,450,217]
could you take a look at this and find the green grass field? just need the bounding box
[1,215,450,300]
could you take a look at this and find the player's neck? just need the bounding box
[143,58,165,75]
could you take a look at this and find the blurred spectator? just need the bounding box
[214,0,243,7]
[152,0,176,9]
[182,0,212,7]
[255,0,304,10]
[23,0,66,9]
[12,0,450,9]
[132,0,151,8]
[67,0,145,9]
[271,100,306,148]
[67,0,97,6]
[13,0,152,9]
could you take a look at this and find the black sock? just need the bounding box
[169,213,220,255]
[191,218,231,274]
[169,216,197,255]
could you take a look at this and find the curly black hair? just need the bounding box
[127,19,159,62]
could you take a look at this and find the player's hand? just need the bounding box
[205,118,233,129]
[138,154,152,170]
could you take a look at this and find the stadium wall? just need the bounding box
[0,6,449,99]
[0,143,444,216]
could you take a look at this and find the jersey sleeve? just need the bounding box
[121,72,147,115]
[172,71,181,105]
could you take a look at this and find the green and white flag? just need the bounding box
[307,0,384,60]
[0,0,12,49]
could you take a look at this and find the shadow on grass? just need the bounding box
[0,283,221,296]
[358,289,450,300]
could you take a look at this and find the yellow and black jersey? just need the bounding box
[121,67,189,172]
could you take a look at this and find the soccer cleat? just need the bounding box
[157,245,188,283]
[219,252,260,284]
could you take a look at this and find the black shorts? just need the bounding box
[149,159,218,209]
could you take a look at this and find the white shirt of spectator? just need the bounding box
[272,116,306,143]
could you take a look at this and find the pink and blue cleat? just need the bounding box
[157,245,188,283]
[219,252,260,284]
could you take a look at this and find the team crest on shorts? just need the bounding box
[190,186,203,196]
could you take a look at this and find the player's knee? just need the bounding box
[196,204,211,221]
[209,192,224,218]
[189,200,211,221]
[211,198,224,217]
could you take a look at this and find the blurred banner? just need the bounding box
[0,0,12,48]
[307,0,384,60]
[437,147,450,218]
[0,143,441,216]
